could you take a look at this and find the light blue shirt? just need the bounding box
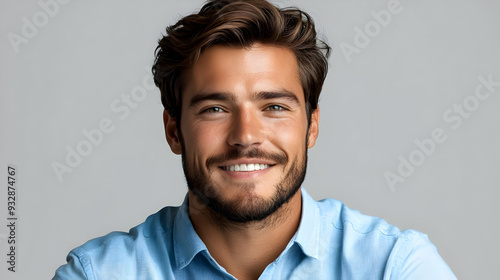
[53,189,456,279]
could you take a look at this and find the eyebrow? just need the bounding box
[189,92,236,108]
[254,90,300,105]
[189,89,300,108]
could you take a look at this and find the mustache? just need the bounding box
[206,148,287,168]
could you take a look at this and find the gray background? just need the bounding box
[1,0,499,279]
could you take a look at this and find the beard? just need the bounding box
[180,138,308,226]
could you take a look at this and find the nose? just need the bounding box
[227,106,265,148]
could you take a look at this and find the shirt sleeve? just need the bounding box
[387,232,457,280]
[52,251,88,280]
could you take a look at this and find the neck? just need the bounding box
[188,189,302,280]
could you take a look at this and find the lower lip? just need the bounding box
[219,166,273,179]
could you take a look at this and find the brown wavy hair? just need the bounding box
[152,0,331,124]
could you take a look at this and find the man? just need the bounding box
[54,0,456,279]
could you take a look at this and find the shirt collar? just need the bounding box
[293,188,320,259]
[173,194,208,269]
[173,188,321,269]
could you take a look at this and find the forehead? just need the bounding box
[182,43,303,103]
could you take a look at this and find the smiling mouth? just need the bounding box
[220,163,271,172]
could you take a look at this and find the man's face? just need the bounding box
[165,43,319,224]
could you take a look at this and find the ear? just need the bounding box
[307,107,320,149]
[163,110,182,155]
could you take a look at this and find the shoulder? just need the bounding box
[315,197,432,253]
[312,197,456,279]
[75,205,178,255]
[315,197,401,238]
[53,206,180,280]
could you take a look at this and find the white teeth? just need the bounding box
[247,164,254,171]
[223,163,270,172]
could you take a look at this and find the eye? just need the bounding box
[265,105,286,111]
[201,106,225,114]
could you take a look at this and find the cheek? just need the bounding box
[268,120,308,152]
[182,123,225,162]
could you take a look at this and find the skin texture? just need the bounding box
[164,43,319,280]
